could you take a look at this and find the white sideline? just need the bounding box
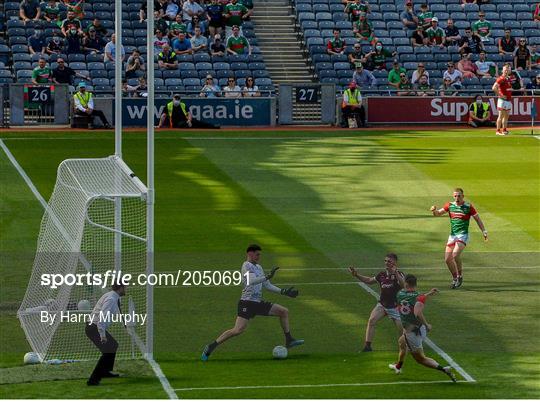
[356,282,476,383]
[174,379,456,392]
[0,139,179,400]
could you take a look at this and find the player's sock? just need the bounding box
[284,332,293,344]
[362,342,372,352]
[206,340,219,356]
[436,364,445,371]
[396,361,403,369]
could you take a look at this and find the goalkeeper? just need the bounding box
[201,244,304,361]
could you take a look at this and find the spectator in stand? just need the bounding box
[475,50,498,78]
[32,58,52,84]
[459,26,483,55]
[73,82,111,129]
[226,25,251,55]
[52,57,88,84]
[439,77,458,96]
[426,17,445,47]
[200,75,221,97]
[170,14,187,35]
[457,52,479,79]
[224,0,251,37]
[153,29,170,54]
[349,42,368,69]
[42,0,61,24]
[341,81,366,128]
[411,63,429,85]
[526,73,540,95]
[414,74,434,96]
[139,0,162,22]
[171,31,193,54]
[468,95,492,128]
[240,0,254,11]
[65,26,84,54]
[83,27,106,54]
[125,49,145,79]
[154,10,169,34]
[353,12,376,45]
[411,25,429,47]
[157,44,178,69]
[417,3,433,32]
[183,0,204,22]
[396,72,414,96]
[534,3,540,22]
[400,0,418,31]
[498,29,516,56]
[104,34,125,63]
[210,34,225,56]
[346,0,370,23]
[20,0,41,23]
[63,0,84,19]
[86,18,108,38]
[190,27,208,53]
[46,33,64,55]
[133,77,148,97]
[514,38,531,71]
[352,62,376,88]
[163,0,180,20]
[472,11,491,42]
[29,29,46,55]
[367,41,396,70]
[207,0,224,37]
[509,68,525,96]
[61,11,83,36]
[223,77,242,98]
[388,61,406,89]
[243,76,260,97]
[461,0,477,6]
[443,61,463,89]
[327,29,346,56]
[187,15,207,37]
[445,19,461,47]
[530,44,540,70]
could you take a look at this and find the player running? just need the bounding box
[430,188,487,289]
[388,274,457,382]
[349,253,405,352]
[201,244,304,361]
[492,63,513,136]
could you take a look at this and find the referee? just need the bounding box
[85,283,125,386]
[201,244,304,361]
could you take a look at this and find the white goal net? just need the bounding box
[18,156,149,361]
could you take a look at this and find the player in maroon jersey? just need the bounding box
[349,253,405,352]
[492,63,513,135]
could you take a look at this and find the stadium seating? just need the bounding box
[1,0,274,95]
[293,0,539,94]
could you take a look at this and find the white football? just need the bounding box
[272,345,288,359]
[24,352,40,365]
[77,300,92,311]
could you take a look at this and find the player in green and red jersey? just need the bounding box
[430,188,488,289]
[388,274,456,382]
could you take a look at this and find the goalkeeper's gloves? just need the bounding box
[265,267,279,280]
[281,286,299,298]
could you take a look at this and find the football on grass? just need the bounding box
[23,352,40,365]
[272,345,288,359]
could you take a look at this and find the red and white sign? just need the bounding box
[367,96,539,123]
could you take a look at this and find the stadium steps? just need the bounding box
[251,0,313,84]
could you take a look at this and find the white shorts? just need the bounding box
[379,303,401,321]
[447,233,469,247]
[497,98,511,111]
[404,325,427,352]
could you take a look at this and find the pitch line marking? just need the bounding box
[356,282,476,383]
[0,139,179,400]
[174,379,456,392]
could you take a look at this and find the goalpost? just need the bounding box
[17,0,155,362]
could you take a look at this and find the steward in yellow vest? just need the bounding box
[341,81,367,128]
[468,95,492,127]
[73,82,111,129]
[158,94,219,129]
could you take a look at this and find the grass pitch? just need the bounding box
[0,128,539,398]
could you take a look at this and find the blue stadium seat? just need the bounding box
[193,53,211,63]
[163,70,181,79]
[181,70,199,79]
[165,78,183,87]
